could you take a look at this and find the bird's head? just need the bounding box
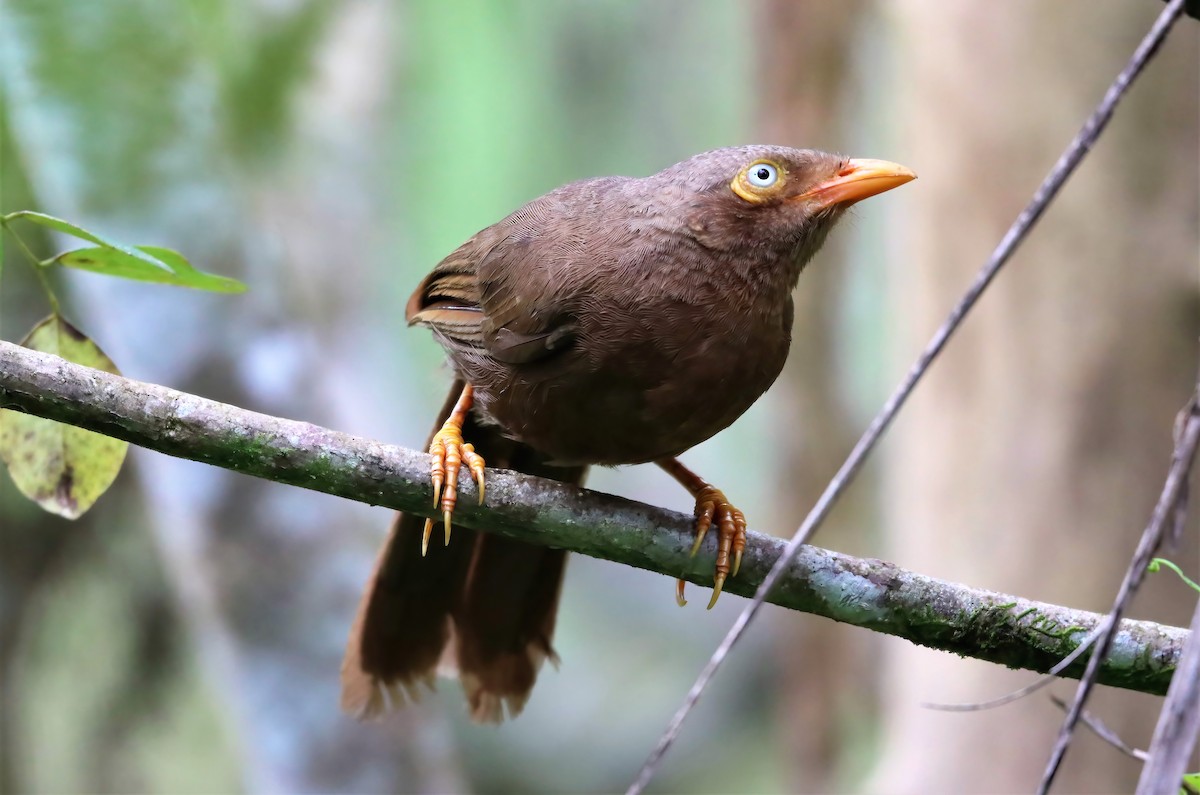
[659,145,915,280]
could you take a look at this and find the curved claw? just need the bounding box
[675,579,688,607]
[443,510,452,546]
[707,572,726,610]
[421,517,434,557]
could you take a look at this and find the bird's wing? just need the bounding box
[408,179,625,365]
[405,239,488,347]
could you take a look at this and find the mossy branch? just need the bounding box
[0,339,1188,695]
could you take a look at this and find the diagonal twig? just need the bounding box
[628,3,1189,792]
[1038,381,1200,793]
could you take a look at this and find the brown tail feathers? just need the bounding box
[340,379,586,723]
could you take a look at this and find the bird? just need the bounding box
[341,145,915,724]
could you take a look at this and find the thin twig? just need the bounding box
[627,3,1188,792]
[1048,696,1149,763]
[1037,386,1200,793]
[923,626,1104,712]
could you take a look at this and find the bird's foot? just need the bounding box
[423,385,485,555]
[680,485,747,609]
[657,458,747,609]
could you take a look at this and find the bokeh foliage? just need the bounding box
[0,2,799,793]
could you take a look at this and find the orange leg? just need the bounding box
[423,384,486,555]
[656,457,747,609]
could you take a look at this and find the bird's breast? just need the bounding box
[472,262,794,465]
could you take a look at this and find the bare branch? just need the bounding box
[0,339,1189,697]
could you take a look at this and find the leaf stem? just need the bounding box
[0,218,62,314]
[1149,558,1200,594]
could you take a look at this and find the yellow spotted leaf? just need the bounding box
[0,315,129,518]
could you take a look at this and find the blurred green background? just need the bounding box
[0,2,785,792]
[1,2,1196,794]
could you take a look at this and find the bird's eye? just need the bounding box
[731,159,786,203]
[747,163,778,188]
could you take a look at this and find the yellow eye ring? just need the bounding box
[732,159,787,203]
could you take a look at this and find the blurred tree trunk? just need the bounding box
[870,2,1199,792]
[756,2,876,791]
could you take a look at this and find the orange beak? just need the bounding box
[798,158,916,208]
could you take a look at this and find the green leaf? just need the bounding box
[0,315,129,519]
[52,245,246,293]
[4,210,174,273]
[5,210,111,246]
[1182,772,1200,794]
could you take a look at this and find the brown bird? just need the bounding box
[341,145,914,723]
